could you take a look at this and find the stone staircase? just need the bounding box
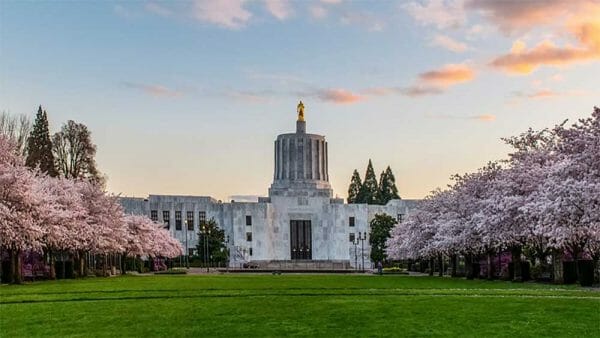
[250,260,352,271]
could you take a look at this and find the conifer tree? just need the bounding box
[358,159,378,204]
[25,106,57,176]
[378,166,401,204]
[347,170,362,204]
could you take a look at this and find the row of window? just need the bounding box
[151,210,207,231]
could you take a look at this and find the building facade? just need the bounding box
[120,108,417,268]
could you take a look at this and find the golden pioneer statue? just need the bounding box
[297,100,305,122]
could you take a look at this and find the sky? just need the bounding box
[1,0,599,201]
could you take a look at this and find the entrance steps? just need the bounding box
[225,260,354,272]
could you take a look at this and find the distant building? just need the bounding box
[120,106,418,269]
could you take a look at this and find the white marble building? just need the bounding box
[120,109,417,269]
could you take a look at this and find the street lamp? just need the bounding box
[352,237,359,271]
[358,232,367,273]
[184,220,189,269]
[201,224,211,273]
[225,235,230,272]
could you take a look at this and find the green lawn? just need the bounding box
[1,274,599,337]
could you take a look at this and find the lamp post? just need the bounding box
[184,220,189,269]
[352,237,359,271]
[358,232,367,273]
[225,235,230,272]
[201,225,211,273]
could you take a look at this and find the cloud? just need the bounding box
[512,88,592,100]
[309,5,328,19]
[122,82,183,97]
[228,195,260,202]
[490,39,600,74]
[192,0,252,29]
[403,0,466,29]
[339,10,385,31]
[145,3,173,17]
[418,63,475,86]
[398,86,445,97]
[486,1,600,74]
[264,0,293,21]
[427,113,496,121]
[429,34,469,52]
[465,0,592,33]
[315,88,363,104]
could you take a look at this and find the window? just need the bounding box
[187,211,194,231]
[246,215,252,226]
[162,211,170,229]
[249,248,253,256]
[246,232,252,242]
[175,211,182,230]
[349,217,355,227]
[188,248,195,257]
[150,210,158,222]
[199,211,206,225]
[349,233,355,242]
[397,214,404,223]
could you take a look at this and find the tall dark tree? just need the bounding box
[368,213,397,264]
[52,120,102,183]
[196,218,229,265]
[377,166,401,204]
[25,106,57,176]
[347,169,362,204]
[358,159,378,204]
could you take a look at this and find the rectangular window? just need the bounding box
[150,210,158,222]
[349,233,355,242]
[162,211,170,229]
[349,217,355,227]
[187,211,194,231]
[249,248,253,256]
[199,211,206,225]
[246,232,252,242]
[175,211,182,230]
[397,214,404,223]
[246,215,252,226]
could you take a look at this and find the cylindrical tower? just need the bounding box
[269,103,332,198]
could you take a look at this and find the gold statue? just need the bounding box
[297,100,305,122]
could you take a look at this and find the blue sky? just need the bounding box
[1,0,599,201]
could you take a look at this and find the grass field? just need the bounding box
[1,274,599,337]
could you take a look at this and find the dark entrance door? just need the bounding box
[290,220,312,260]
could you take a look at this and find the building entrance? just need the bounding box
[290,220,312,260]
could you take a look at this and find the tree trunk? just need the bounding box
[12,250,22,284]
[428,258,434,276]
[552,251,563,284]
[487,252,495,280]
[79,251,86,277]
[48,251,56,280]
[450,254,458,277]
[121,254,127,275]
[438,254,443,277]
[465,254,474,280]
[512,246,522,282]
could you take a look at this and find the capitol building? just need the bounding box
[120,104,417,269]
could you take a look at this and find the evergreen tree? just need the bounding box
[358,159,378,204]
[25,106,57,176]
[378,166,401,204]
[369,213,397,264]
[347,169,362,203]
[196,218,229,265]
